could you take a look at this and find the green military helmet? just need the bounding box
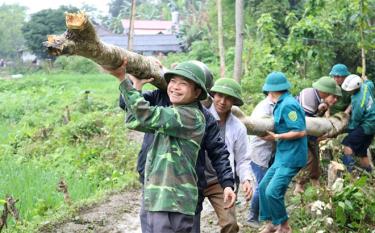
[313,76,342,97]
[191,61,214,91]
[210,78,244,106]
[164,61,208,100]
[262,72,291,92]
[329,64,350,77]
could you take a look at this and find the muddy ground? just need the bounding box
[39,188,257,233]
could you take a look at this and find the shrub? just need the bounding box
[54,56,99,74]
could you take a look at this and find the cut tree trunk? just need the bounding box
[231,106,349,137]
[43,11,167,90]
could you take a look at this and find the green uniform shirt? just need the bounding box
[364,80,374,98]
[273,92,308,168]
[119,79,205,215]
[330,87,351,115]
[349,82,375,135]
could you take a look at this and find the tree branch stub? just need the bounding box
[43,11,167,90]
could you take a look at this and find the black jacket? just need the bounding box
[119,90,234,191]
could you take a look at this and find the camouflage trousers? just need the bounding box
[295,140,320,185]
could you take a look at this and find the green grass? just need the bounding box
[0,72,140,232]
[0,158,97,220]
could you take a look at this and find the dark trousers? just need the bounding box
[140,189,194,233]
[146,211,194,233]
[296,140,320,185]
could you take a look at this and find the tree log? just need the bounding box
[43,12,350,138]
[231,106,349,137]
[43,11,167,90]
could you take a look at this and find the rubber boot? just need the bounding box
[361,166,373,173]
[341,154,355,172]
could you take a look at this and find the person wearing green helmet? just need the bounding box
[328,63,352,115]
[258,72,307,233]
[293,76,342,195]
[109,60,208,232]
[202,78,253,233]
[191,60,214,91]
[115,60,237,233]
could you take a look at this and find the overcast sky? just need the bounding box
[0,0,110,15]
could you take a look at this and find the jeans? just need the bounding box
[248,161,268,222]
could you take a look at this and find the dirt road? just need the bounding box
[39,130,256,233]
[39,188,256,233]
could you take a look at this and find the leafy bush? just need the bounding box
[333,176,375,231]
[188,40,217,64]
[54,56,99,74]
[63,116,105,143]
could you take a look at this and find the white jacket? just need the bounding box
[209,105,253,183]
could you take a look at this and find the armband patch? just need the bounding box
[288,111,298,121]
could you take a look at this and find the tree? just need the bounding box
[127,0,136,51]
[217,0,225,78]
[233,0,244,82]
[103,0,170,34]
[354,0,372,77]
[0,4,26,59]
[109,0,128,17]
[22,6,78,58]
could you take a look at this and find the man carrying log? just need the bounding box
[110,60,211,232]
[247,92,275,229]
[341,74,375,173]
[258,72,307,233]
[198,78,253,233]
[294,76,342,194]
[328,63,352,115]
[118,61,237,233]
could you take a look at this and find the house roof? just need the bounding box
[100,34,184,53]
[95,25,115,37]
[122,19,173,30]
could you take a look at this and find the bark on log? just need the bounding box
[231,106,349,137]
[43,11,167,90]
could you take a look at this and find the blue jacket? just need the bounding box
[119,90,235,191]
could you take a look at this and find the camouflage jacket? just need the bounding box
[119,79,205,215]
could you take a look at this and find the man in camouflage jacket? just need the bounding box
[119,62,236,232]
[112,60,232,232]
